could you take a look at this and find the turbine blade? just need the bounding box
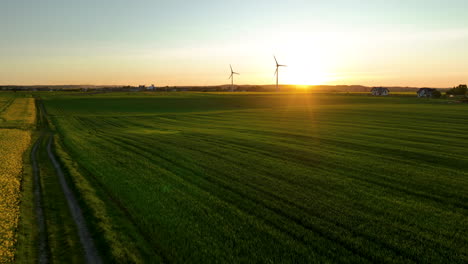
[274,68,278,76]
[274,56,279,66]
[229,73,233,79]
[230,64,233,72]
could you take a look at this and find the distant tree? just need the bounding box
[432,90,442,98]
[446,84,467,95]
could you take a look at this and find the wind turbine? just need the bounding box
[274,56,286,91]
[229,64,240,92]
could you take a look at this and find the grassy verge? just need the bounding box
[13,96,38,263]
[15,133,39,263]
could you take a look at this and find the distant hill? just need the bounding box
[0,84,450,92]
[256,85,450,92]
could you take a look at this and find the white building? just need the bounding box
[371,87,389,96]
[417,88,436,97]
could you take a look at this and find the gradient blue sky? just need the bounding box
[1,0,467,87]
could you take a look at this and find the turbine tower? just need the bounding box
[229,64,240,92]
[274,56,286,91]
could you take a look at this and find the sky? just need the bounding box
[1,0,467,87]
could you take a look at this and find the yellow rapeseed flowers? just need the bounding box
[0,97,35,263]
[0,130,31,263]
[1,98,36,126]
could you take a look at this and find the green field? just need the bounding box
[40,93,467,263]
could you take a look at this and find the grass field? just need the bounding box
[41,92,467,263]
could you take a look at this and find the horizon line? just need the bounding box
[0,83,460,89]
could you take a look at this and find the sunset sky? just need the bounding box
[1,0,467,87]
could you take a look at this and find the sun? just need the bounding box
[283,65,332,86]
[277,51,335,86]
[272,32,339,86]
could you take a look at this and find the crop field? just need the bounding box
[0,97,15,121]
[0,98,36,129]
[42,93,468,263]
[0,96,34,263]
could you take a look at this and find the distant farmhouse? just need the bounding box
[417,88,436,97]
[371,87,389,96]
[147,84,156,91]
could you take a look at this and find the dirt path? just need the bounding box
[46,134,102,264]
[34,99,102,263]
[31,134,50,264]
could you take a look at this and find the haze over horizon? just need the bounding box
[1,0,467,88]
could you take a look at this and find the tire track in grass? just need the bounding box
[0,97,15,113]
[0,98,15,123]
[104,130,463,262]
[100,132,378,262]
[190,131,468,207]
[31,134,50,264]
[45,135,102,264]
[83,131,340,259]
[97,116,466,212]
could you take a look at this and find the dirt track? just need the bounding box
[31,135,49,264]
[46,135,102,263]
[33,99,101,263]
